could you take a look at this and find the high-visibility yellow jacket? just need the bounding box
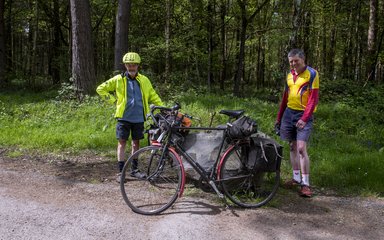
[96,73,163,119]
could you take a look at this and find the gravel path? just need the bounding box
[1,150,383,240]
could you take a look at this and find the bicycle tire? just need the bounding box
[120,145,183,215]
[219,142,280,208]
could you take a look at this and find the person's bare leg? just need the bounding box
[116,140,127,182]
[117,140,127,162]
[131,139,140,156]
[290,141,301,183]
[297,140,310,185]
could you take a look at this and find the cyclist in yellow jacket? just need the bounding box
[97,52,163,182]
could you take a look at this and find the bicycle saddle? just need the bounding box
[219,110,245,118]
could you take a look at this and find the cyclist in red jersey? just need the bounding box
[275,49,319,197]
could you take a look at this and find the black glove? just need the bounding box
[274,122,281,136]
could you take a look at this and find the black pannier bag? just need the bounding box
[246,137,283,172]
[228,116,257,139]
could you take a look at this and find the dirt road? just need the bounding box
[0,149,383,240]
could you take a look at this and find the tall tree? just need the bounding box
[219,0,227,90]
[70,0,96,96]
[164,0,171,83]
[207,0,214,91]
[188,0,204,83]
[27,0,38,85]
[233,0,270,97]
[114,0,131,72]
[289,0,302,49]
[326,0,338,79]
[366,0,378,82]
[353,1,363,81]
[0,0,5,86]
[340,2,360,80]
[51,0,62,84]
[33,0,68,84]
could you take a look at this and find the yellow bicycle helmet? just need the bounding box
[122,52,141,64]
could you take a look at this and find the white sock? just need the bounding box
[293,170,301,183]
[302,174,310,186]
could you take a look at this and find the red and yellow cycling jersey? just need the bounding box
[277,66,319,123]
[287,66,319,111]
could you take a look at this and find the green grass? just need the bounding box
[0,91,117,155]
[6,150,24,158]
[0,89,383,197]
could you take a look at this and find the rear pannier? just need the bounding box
[246,137,283,172]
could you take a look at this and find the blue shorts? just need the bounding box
[116,121,144,140]
[280,108,313,142]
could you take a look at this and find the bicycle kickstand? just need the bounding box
[208,180,229,209]
[222,195,229,209]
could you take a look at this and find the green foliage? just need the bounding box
[307,99,384,195]
[0,90,116,155]
[4,0,384,97]
[56,80,78,101]
[321,79,384,124]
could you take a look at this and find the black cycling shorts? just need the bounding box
[116,121,144,140]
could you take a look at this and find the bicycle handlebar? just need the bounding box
[149,103,233,131]
[149,103,181,127]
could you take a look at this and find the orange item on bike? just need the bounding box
[177,112,192,128]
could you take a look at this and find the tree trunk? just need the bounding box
[258,37,265,88]
[219,0,227,90]
[234,0,269,97]
[27,0,38,87]
[51,0,61,84]
[114,0,131,72]
[375,29,384,84]
[366,0,378,82]
[320,0,339,79]
[207,0,214,91]
[233,1,247,97]
[5,0,12,76]
[256,37,261,88]
[70,0,96,96]
[322,4,327,72]
[328,27,336,79]
[289,0,302,49]
[37,0,61,84]
[354,2,362,81]
[301,1,311,64]
[341,8,355,80]
[164,0,171,84]
[0,0,5,86]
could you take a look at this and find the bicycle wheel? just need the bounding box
[120,145,183,215]
[219,142,280,208]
